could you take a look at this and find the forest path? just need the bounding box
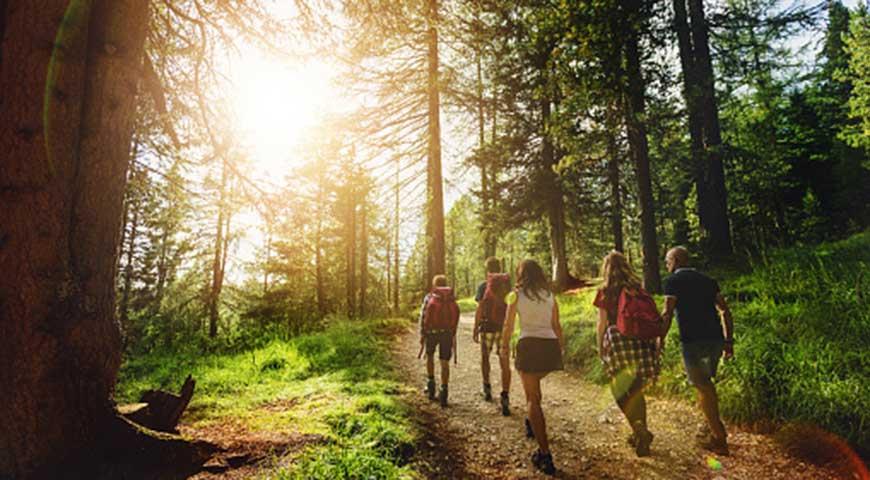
[395,313,842,479]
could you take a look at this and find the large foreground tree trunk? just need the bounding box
[426,0,446,280]
[0,0,150,477]
[621,5,662,292]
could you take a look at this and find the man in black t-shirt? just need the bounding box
[662,246,734,455]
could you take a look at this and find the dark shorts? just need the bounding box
[681,340,724,386]
[425,331,454,361]
[515,337,563,373]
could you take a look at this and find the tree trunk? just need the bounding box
[393,157,400,312]
[359,202,368,318]
[346,201,357,318]
[606,132,624,253]
[426,0,446,280]
[673,0,711,242]
[688,0,733,257]
[621,8,662,292]
[208,159,228,338]
[541,98,569,291]
[0,0,150,476]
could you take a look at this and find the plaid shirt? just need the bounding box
[602,326,661,383]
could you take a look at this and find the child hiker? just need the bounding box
[473,257,511,406]
[419,274,460,407]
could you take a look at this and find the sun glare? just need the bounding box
[231,54,335,179]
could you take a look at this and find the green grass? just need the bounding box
[117,318,419,479]
[457,296,477,314]
[559,231,870,451]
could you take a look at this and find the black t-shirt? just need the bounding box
[663,268,723,343]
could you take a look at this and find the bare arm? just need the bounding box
[473,303,483,343]
[596,308,607,358]
[661,296,677,336]
[501,298,517,354]
[551,298,564,350]
[716,293,734,359]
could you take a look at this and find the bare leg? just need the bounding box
[499,350,511,394]
[695,383,726,440]
[426,354,435,379]
[440,360,450,386]
[481,342,491,385]
[520,371,549,453]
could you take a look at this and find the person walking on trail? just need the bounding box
[594,251,663,457]
[500,259,564,476]
[473,257,512,406]
[419,274,461,408]
[661,246,734,455]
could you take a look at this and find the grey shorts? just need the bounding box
[681,340,724,386]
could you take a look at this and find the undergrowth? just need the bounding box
[560,231,870,451]
[117,318,419,479]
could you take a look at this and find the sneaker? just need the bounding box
[439,385,448,408]
[500,391,510,416]
[531,450,556,476]
[426,379,436,401]
[525,418,535,439]
[697,433,729,456]
[483,383,493,402]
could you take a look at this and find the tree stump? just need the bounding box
[121,375,196,433]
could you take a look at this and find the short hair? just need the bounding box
[432,274,448,288]
[666,246,690,266]
[485,256,501,274]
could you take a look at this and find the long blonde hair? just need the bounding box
[600,251,642,298]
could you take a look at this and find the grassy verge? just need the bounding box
[117,318,420,479]
[457,296,477,314]
[559,231,870,451]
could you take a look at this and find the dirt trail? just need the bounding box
[396,314,845,479]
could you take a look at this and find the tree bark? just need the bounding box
[208,159,228,338]
[621,7,662,292]
[673,0,711,241]
[359,201,368,318]
[346,200,357,318]
[541,98,569,291]
[688,0,733,257]
[0,0,150,476]
[426,0,446,280]
[393,157,400,312]
[606,131,624,253]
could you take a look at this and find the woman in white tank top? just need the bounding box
[500,259,564,475]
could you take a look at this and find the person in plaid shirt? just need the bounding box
[593,251,662,457]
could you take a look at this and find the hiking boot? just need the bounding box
[531,450,556,476]
[697,433,729,456]
[483,383,493,402]
[500,391,511,416]
[439,385,448,408]
[632,421,654,457]
[525,418,535,439]
[426,378,436,401]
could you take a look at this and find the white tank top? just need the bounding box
[515,288,556,339]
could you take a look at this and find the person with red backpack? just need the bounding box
[593,251,664,457]
[419,274,461,407]
[473,257,511,406]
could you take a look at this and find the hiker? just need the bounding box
[419,274,461,408]
[472,257,511,407]
[594,251,663,457]
[662,246,734,455]
[500,259,564,476]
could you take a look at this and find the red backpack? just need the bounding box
[616,288,664,339]
[480,273,510,331]
[423,287,460,332]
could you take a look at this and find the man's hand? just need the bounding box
[419,335,425,346]
[723,341,734,360]
[472,329,480,344]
